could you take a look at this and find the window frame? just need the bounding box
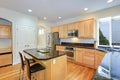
[98,17,120,47]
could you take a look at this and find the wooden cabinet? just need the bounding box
[0,53,12,67]
[75,48,84,63]
[67,23,78,30]
[51,55,67,80]
[76,48,105,69]
[51,26,59,33]
[37,55,67,80]
[83,49,95,68]
[77,18,95,38]
[0,47,12,53]
[59,24,68,38]
[76,21,85,38]
[76,48,95,68]
[56,45,65,51]
[95,50,105,69]
[0,24,12,38]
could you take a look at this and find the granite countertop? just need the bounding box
[56,44,107,52]
[24,48,66,60]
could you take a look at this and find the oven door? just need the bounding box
[66,50,75,60]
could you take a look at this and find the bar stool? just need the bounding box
[24,56,45,80]
[19,52,35,80]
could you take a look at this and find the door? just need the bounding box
[16,25,36,61]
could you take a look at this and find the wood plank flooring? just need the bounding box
[0,62,96,80]
[65,62,96,80]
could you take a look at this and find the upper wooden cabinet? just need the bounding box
[51,26,59,33]
[59,24,68,38]
[77,18,95,38]
[67,23,78,30]
[51,18,95,39]
[0,24,12,38]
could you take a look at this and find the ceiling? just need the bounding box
[0,0,120,22]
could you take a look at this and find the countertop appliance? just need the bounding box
[67,30,78,38]
[65,46,76,60]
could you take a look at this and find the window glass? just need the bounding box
[39,28,45,35]
[112,20,120,46]
[99,21,110,45]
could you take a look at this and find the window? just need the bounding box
[98,16,120,47]
[39,28,45,35]
[112,18,120,46]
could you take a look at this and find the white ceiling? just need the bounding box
[0,0,120,22]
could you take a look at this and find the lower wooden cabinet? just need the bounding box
[75,48,84,64]
[83,49,95,68]
[37,55,67,80]
[95,50,105,69]
[0,53,12,67]
[76,48,105,69]
[56,45,65,51]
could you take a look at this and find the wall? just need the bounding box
[0,7,38,64]
[52,5,120,46]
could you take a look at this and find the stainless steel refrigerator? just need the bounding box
[47,32,60,50]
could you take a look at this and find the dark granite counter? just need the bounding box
[56,44,107,53]
[24,48,66,60]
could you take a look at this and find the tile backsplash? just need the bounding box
[60,38,95,44]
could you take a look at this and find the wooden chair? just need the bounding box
[24,56,45,80]
[19,52,35,80]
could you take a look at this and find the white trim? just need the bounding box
[109,17,112,47]
[98,16,120,48]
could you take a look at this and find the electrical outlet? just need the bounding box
[53,59,56,64]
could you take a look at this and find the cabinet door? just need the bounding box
[56,46,60,51]
[56,46,65,51]
[51,55,67,80]
[59,24,68,38]
[77,21,85,38]
[95,50,105,68]
[84,19,94,38]
[83,49,95,68]
[75,48,84,63]
[0,25,12,38]
[0,54,12,66]
[68,23,77,30]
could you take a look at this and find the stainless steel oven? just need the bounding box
[65,46,75,60]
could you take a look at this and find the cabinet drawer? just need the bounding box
[0,54,12,66]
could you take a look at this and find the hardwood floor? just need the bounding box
[65,61,96,80]
[0,62,96,80]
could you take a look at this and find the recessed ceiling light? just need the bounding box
[43,17,47,20]
[84,8,88,11]
[28,9,32,12]
[58,17,62,19]
[107,0,113,3]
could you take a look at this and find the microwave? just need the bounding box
[67,30,78,37]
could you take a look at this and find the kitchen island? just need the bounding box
[24,48,67,80]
